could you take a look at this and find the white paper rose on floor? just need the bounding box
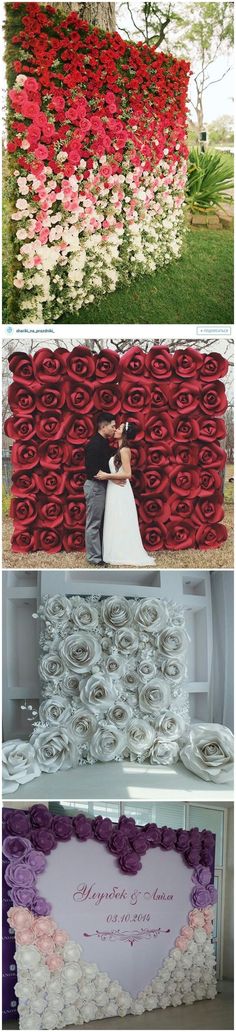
[180,723,234,782]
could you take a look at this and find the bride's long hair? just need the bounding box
[113,421,137,471]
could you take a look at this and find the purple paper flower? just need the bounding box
[4,811,31,837]
[118,816,136,833]
[31,896,52,916]
[52,816,72,841]
[31,829,56,854]
[2,836,32,861]
[143,823,162,847]
[191,885,212,909]
[73,815,93,840]
[161,827,177,850]
[176,830,190,852]
[189,828,202,846]
[202,830,215,847]
[5,862,35,889]
[27,850,47,873]
[185,847,201,867]
[200,846,214,865]
[108,831,128,856]
[119,851,142,875]
[93,817,114,842]
[194,865,212,887]
[131,833,148,856]
[11,886,36,907]
[30,805,53,829]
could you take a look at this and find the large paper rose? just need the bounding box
[35,471,66,496]
[8,383,36,416]
[120,346,145,379]
[12,471,37,495]
[67,415,94,445]
[198,416,226,442]
[198,442,226,470]
[35,411,69,441]
[140,522,167,551]
[193,498,224,525]
[134,597,167,634]
[146,413,173,444]
[5,415,36,441]
[65,470,85,495]
[158,626,187,657]
[59,631,101,674]
[145,346,172,380]
[33,349,64,383]
[115,627,139,654]
[199,353,228,381]
[180,723,234,782]
[107,700,133,728]
[35,529,63,552]
[157,710,187,739]
[95,349,119,383]
[70,708,97,745]
[165,519,196,549]
[38,440,70,469]
[66,345,95,382]
[142,467,169,493]
[11,528,36,552]
[198,470,222,496]
[169,381,199,414]
[66,383,93,414]
[64,498,86,527]
[39,595,71,627]
[79,673,117,711]
[170,467,199,498]
[3,740,41,794]
[199,382,227,415]
[10,495,37,525]
[101,596,131,629]
[121,381,151,412]
[195,524,227,549]
[126,718,155,758]
[94,384,121,414]
[173,416,200,442]
[149,739,179,765]
[172,347,203,378]
[139,680,170,716]
[39,652,64,682]
[90,724,126,761]
[31,727,77,772]
[9,352,34,386]
[38,496,64,528]
[39,697,72,726]
[119,851,142,874]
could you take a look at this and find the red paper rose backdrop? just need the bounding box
[5,345,228,554]
[6,3,190,323]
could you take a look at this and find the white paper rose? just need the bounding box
[157,710,187,740]
[139,658,157,681]
[70,597,99,631]
[63,941,82,963]
[39,652,64,682]
[59,631,101,673]
[79,673,117,711]
[134,597,167,633]
[70,707,97,744]
[102,596,131,629]
[107,700,133,728]
[55,673,81,699]
[160,656,186,686]
[126,717,155,758]
[2,739,41,794]
[104,652,125,680]
[158,627,187,657]
[39,696,72,726]
[122,666,140,692]
[31,726,77,772]
[39,595,71,627]
[62,962,83,985]
[139,679,170,716]
[180,723,234,782]
[16,946,42,970]
[115,627,139,654]
[90,724,126,761]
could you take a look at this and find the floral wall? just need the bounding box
[5,344,228,553]
[6,2,190,322]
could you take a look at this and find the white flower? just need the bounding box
[70,597,99,631]
[157,710,187,739]
[104,652,124,680]
[2,740,41,793]
[39,595,71,626]
[90,724,126,761]
[62,962,83,984]
[79,673,117,711]
[134,597,167,633]
[70,707,97,744]
[16,946,42,970]
[180,723,234,782]
[63,941,82,963]
[126,717,155,757]
[38,696,72,726]
[59,631,101,673]
[149,737,180,765]
[160,656,186,685]
[39,652,64,682]
[31,726,77,772]
[55,673,82,699]
[115,627,139,654]
[102,596,131,629]
[158,627,187,657]
[139,679,170,716]
[139,658,157,681]
[107,700,133,727]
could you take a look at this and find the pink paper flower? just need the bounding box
[37,934,55,955]
[175,935,188,951]
[15,928,36,946]
[7,906,35,931]
[34,917,57,937]
[188,909,205,928]
[54,929,70,946]
[180,926,193,940]
[46,954,64,971]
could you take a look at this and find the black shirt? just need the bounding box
[85,433,112,479]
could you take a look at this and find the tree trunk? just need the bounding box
[60,3,116,31]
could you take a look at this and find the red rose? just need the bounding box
[198,443,226,470]
[33,348,64,383]
[129,444,146,469]
[35,412,70,441]
[145,346,172,380]
[198,417,226,442]
[121,382,151,412]
[193,498,224,525]
[199,382,227,415]
[173,416,200,441]
[5,415,35,441]
[199,470,222,495]
[9,352,34,387]
[199,353,228,381]
[66,345,95,381]
[169,380,199,414]
[170,467,200,498]
[93,385,121,415]
[10,496,37,524]
[66,470,85,494]
[119,346,145,378]
[196,524,227,549]
[165,519,196,549]
[35,528,62,552]
[147,444,170,468]
[150,383,170,409]
[142,468,169,494]
[171,442,199,465]
[36,386,66,411]
[64,497,86,526]
[170,497,194,518]
[95,350,119,383]
[35,472,67,495]
[38,497,64,527]
[66,446,85,469]
[12,471,37,495]
[172,347,203,378]
[67,415,94,444]
[38,441,71,469]
[146,413,173,443]
[140,495,170,523]
[66,383,93,414]
[63,528,85,551]
[8,384,36,415]
[139,522,167,550]
[11,527,36,552]
[11,442,38,470]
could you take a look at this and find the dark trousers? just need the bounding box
[84,480,106,563]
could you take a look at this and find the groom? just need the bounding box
[84,412,123,566]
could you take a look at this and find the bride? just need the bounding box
[95,421,155,566]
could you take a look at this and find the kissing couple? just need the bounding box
[84,412,155,567]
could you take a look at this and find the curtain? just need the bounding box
[210,571,234,730]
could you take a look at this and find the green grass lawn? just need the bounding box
[57,228,234,325]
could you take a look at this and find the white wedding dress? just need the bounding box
[103,457,155,566]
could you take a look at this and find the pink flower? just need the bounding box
[15,928,36,946]
[46,954,64,972]
[175,936,188,951]
[7,907,35,931]
[188,910,205,928]
[37,934,55,955]
[180,926,193,940]
[34,917,56,937]
[54,929,70,946]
